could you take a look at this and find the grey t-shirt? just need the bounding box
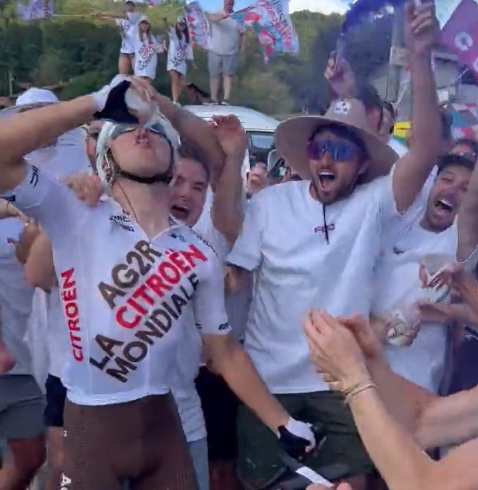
[209,14,244,56]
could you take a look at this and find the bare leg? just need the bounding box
[0,436,46,490]
[223,76,233,102]
[170,71,180,103]
[45,428,64,490]
[118,55,131,75]
[209,77,220,103]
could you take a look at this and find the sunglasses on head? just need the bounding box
[307,138,365,162]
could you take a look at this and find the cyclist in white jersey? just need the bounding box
[0,77,315,490]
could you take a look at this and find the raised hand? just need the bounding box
[302,310,370,393]
[212,115,248,160]
[404,0,439,57]
[63,173,103,207]
[324,51,357,98]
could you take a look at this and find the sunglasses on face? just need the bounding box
[307,138,364,163]
[113,123,168,140]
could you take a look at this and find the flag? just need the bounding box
[447,102,478,139]
[185,1,211,50]
[16,0,53,20]
[233,0,299,63]
[440,0,478,81]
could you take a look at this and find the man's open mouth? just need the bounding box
[435,198,454,214]
[318,170,336,189]
[171,204,190,220]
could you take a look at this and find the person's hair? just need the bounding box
[309,124,368,161]
[440,110,453,142]
[437,153,476,175]
[179,144,210,182]
[176,22,190,44]
[454,137,478,160]
[356,84,384,131]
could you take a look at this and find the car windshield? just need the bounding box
[249,132,274,151]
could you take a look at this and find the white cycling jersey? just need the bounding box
[5,164,231,406]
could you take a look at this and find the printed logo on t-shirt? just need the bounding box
[60,268,84,363]
[90,239,208,383]
[29,165,39,188]
[392,246,404,255]
[110,213,134,232]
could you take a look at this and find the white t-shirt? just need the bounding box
[373,222,457,393]
[209,15,244,56]
[0,218,35,376]
[227,177,414,394]
[133,34,162,80]
[117,12,141,54]
[171,188,249,442]
[167,28,193,76]
[5,165,231,406]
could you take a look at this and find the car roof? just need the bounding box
[184,104,279,132]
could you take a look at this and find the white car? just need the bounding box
[185,104,279,179]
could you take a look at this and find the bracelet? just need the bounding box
[341,378,372,397]
[344,381,377,406]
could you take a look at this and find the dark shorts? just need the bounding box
[237,391,374,483]
[62,393,198,490]
[0,374,45,440]
[44,374,67,428]
[195,366,238,462]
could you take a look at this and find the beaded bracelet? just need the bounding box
[344,381,377,406]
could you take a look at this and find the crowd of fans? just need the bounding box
[1,2,478,490]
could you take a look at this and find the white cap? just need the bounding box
[16,88,59,107]
[138,15,150,24]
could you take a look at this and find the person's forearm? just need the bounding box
[457,164,478,262]
[211,152,244,244]
[415,386,478,449]
[393,53,440,211]
[213,343,289,431]
[24,234,56,291]
[368,359,435,438]
[456,275,478,321]
[349,388,436,490]
[154,94,225,184]
[0,96,97,171]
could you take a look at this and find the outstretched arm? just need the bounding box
[153,92,226,184]
[391,2,441,213]
[0,96,97,192]
[304,311,478,490]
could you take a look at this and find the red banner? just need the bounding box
[441,0,478,80]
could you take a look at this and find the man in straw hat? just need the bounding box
[226,2,442,489]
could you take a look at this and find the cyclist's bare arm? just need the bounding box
[24,233,57,291]
[457,144,478,263]
[369,359,478,449]
[203,332,289,432]
[0,96,97,192]
[348,382,478,490]
[151,91,226,184]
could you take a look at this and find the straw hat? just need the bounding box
[275,98,399,184]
